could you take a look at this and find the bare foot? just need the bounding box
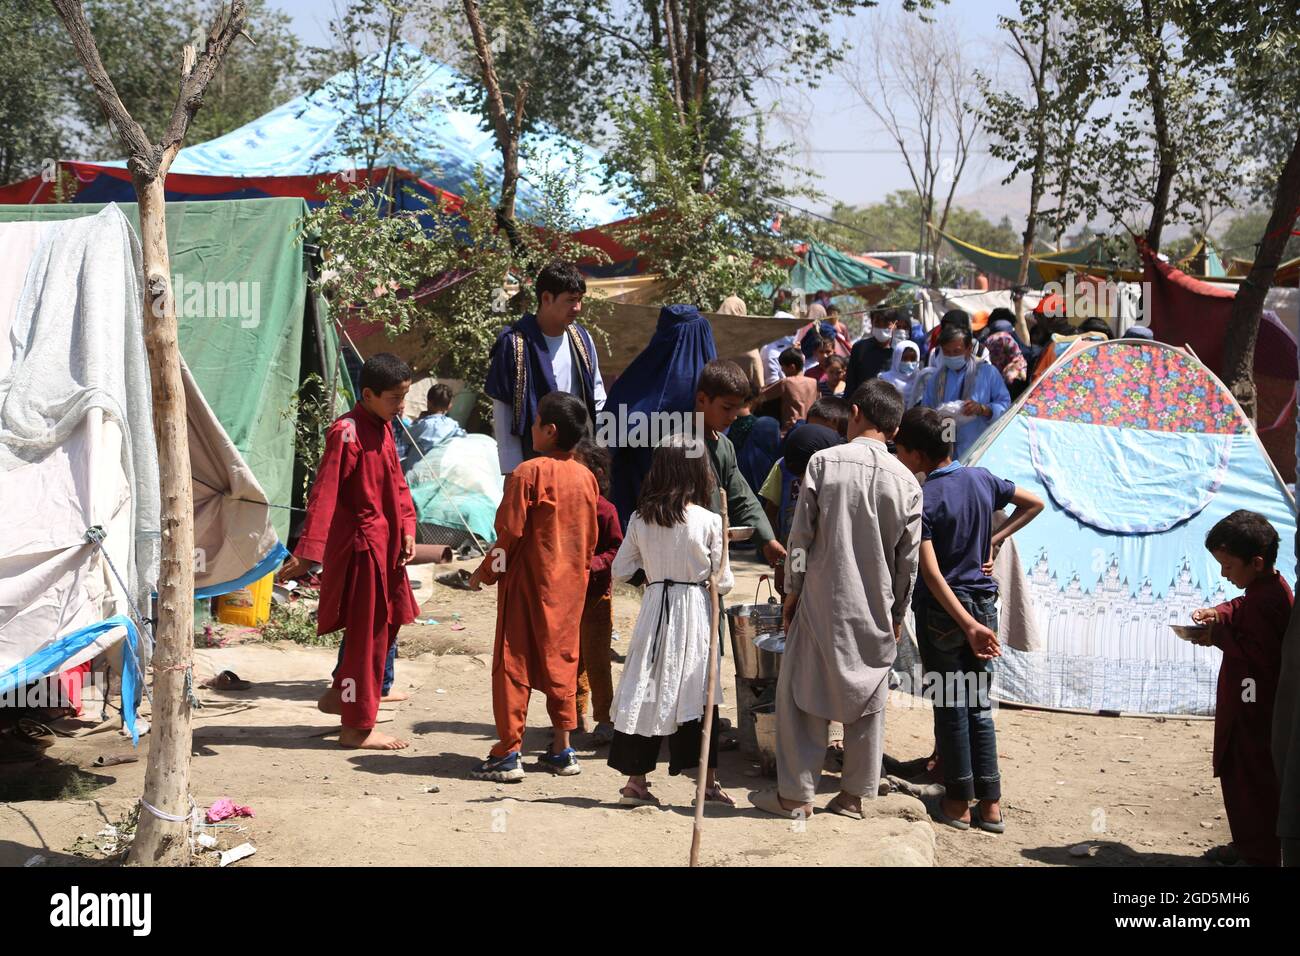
[317,688,342,715]
[380,691,409,703]
[338,727,408,750]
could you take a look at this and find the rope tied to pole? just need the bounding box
[83,526,153,706]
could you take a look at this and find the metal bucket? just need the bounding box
[726,576,784,680]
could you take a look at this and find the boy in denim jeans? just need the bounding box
[894,407,1042,833]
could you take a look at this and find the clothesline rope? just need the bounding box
[84,526,153,707]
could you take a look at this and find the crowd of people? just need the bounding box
[278,260,1296,866]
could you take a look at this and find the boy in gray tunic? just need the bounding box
[752,380,922,820]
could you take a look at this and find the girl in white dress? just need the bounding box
[607,436,735,806]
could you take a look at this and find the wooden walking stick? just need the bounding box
[690,490,728,867]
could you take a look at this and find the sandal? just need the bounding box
[435,568,477,591]
[691,783,736,807]
[618,785,660,807]
[202,670,251,691]
[750,789,811,820]
[974,807,1005,834]
[823,795,864,820]
[823,745,845,773]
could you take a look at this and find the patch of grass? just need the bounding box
[258,602,341,648]
[0,761,113,802]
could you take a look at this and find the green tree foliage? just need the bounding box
[440,0,608,142]
[604,63,787,312]
[300,157,610,408]
[1217,210,1300,265]
[67,0,300,156]
[1065,0,1237,250]
[787,192,1021,259]
[304,0,437,177]
[0,1,69,182]
[976,0,1117,265]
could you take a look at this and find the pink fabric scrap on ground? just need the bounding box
[206,798,255,823]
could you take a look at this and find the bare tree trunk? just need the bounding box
[690,2,708,109]
[51,0,249,867]
[132,176,196,865]
[1139,0,1173,252]
[462,0,527,248]
[1222,123,1300,422]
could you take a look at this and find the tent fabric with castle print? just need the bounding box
[962,339,1296,715]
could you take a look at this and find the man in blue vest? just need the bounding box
[485,261,606,474]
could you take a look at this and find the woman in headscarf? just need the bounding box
[879,339,923,407]
[606,304,718,528]
[917,323,1011,460]
[983,319,1029,401]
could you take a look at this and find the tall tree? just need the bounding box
[551,2,940,230]
[1185,1,1300,419]
[0,1,69,183]
[51,0,249,866]
[442,0,607,142]
[605,62,787,311]
[977,2,1115,288]
[1071,0,1235,253]
[841,9,980,285]
[66,0,299,156]
[304,0,435,182]
[460,0,527,244]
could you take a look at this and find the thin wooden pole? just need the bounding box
[690,490,728,867]
[50,0,250,867]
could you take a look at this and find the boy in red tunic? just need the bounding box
[279,354,419,751]
[1192,510,1293,866]
[468,392,599,781]
[572,438,623,744]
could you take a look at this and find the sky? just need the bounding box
[266,0,1025,222]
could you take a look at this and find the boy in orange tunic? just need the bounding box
[468,392,599,781]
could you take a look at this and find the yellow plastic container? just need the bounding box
[215,572,275,627]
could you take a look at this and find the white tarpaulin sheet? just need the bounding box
[0,204,281,698]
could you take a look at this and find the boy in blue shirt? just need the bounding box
[894,407,1043,833]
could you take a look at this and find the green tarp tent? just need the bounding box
[788,240,919,294]
[0,197,344,541]
[935,227,1110,286]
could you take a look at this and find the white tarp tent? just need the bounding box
[0,205,281,739]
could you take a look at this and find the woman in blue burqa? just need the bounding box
[606,304,718,529]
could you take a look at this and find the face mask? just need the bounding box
[943,354,968,371]
[900,361,919,376]
[892,330,907,345]
[872,327,892,343]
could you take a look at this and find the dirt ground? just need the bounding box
[0,552,1230,868]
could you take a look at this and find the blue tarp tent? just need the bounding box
[965,339,1297,715]
[74,42,626,230]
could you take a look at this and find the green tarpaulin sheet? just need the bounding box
[0,197,339,541]
[936,227,1110,286]
[787,240,919,294]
